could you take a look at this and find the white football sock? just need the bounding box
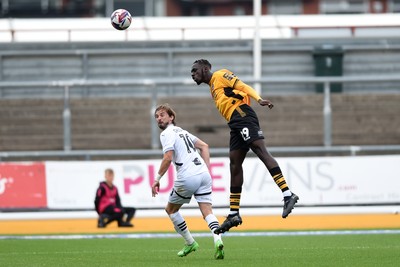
[283,190,292,197]
[205,214,222,243]
[169,211,195,245]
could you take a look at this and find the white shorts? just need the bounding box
[168,172,212,205]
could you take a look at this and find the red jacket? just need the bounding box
[94,182,122,214]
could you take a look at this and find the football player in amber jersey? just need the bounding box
[191,59,299,234]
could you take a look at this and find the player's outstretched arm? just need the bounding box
[152,150,173,197]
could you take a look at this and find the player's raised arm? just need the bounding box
[234,79,274,109]
[194,138,210,170]
[233,79,262,101]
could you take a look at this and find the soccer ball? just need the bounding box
[111,9,132,30]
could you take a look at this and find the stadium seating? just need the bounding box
[331,94,400,146]
[0,38,399,155]
[70,97,151,150]
[0,99,64,151]
[1,94,399,154]
[1,38,399,97]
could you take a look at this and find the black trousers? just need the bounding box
[102,206,136,225]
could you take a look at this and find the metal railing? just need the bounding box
[1,75,400,160]
[1,145,400,161]
[1,15,400,42]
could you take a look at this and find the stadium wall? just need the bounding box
[1,155,399,212]
[1,14,400,42]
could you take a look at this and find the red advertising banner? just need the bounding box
[0,162,47,208]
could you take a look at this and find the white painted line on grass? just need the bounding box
[1,229,399,240]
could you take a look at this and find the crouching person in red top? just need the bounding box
[94,168,136,228]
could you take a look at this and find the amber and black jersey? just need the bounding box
[208,69,262,121]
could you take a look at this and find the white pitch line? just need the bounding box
[0,229,399,240]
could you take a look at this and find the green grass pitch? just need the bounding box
[1,233,399,267]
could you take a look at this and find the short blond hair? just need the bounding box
[105,168,114,175]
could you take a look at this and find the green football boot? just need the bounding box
[177,241,199,257]
[214,239,224,260]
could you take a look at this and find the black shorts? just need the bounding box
[228,104,264,151]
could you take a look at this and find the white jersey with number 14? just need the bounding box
[160,124,208,180]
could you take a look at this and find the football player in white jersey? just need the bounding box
[151,103,224,260]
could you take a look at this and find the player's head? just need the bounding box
[191,59,212,85]
[154,103,176,130]
[104,168,114,184]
